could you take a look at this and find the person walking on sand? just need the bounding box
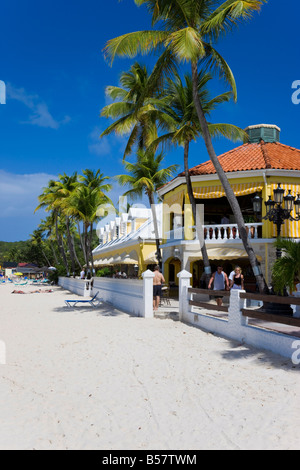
[208,265,229,307]
[153,265,165,311]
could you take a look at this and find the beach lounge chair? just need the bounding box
[64,291,101,308]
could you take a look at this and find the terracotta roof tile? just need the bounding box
[178,141,300,177]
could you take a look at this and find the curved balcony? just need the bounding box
[165,223,263,244]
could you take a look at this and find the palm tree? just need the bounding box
[272,238,300,295]
[54,173,82,275]
[149,70,247,277]
[104,0,268,293]
[35,180,70,275]
[68,185,112,272]
[115,149,179,265]
[38,216,60,266]
[101,62,170,159]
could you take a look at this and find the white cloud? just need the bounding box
[0,170,56,218]
[6,84,71,129]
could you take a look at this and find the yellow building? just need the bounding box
[92,206,162,277]
[157,124,300,290]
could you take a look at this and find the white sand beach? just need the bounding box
[0,282,299,450]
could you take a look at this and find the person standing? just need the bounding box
[230,266,244,290]
[80,269,85,280]
[208,265,229,307]
[153,265,165,311]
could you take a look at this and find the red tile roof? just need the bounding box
[179,141,300,176]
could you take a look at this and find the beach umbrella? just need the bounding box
[15,272,23,276]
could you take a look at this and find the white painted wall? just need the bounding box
[178,270,299,360]
[59,275,153,318]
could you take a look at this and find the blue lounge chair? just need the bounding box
[65,291,101,308]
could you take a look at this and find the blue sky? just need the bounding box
[0,0,299,241]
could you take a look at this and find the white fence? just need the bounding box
[59,270,155,318]
[178,270,300,360]
[59,270,300,360]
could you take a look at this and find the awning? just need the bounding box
[189,247,262,261]
[112,254,122,265]
[164,190,185,208]
[192,182,264,199]
[120,250,139,265]
[144,252,158,264]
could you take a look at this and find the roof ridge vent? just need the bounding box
[245,124,281,143]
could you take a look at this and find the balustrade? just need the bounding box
[165,223,263,242]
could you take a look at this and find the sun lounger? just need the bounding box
[64,291,101,308]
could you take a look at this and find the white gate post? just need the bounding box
[142,270,155,318]
[178,270,193,321]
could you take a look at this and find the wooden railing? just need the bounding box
[188,287,300,327]
[188,287,230,313]
[240,292,300,327]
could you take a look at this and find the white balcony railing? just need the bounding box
[165,223,263,243]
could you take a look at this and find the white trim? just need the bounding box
[245,124,281,132]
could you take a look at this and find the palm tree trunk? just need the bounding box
[77,222,87,265]
[65,216,76,275]
[55,213,69,276]
[84,223,90,271]
[184,140,211,281]
[71,234,82,270]
[41,246,51,267]
[89,222,95,274]
[50,241,59,265]
[191,61,268,294]
[148,192,162,266]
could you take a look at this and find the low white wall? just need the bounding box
[178,271,299,360]
[58,274,153,318]
[92,277,144,316]
[59,277,87,296]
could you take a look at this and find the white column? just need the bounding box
[177,270,193,321]
[142,270,155,319]
[228,289,247,331]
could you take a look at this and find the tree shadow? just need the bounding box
[181,321,300,372]
[52,301,139,318]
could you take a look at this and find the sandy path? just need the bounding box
[0,283,299,450]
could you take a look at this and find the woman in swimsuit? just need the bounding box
[230,266,244,290]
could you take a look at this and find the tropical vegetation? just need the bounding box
[104,0,269,292]
[272,238,300,295]
[115,148,179,264]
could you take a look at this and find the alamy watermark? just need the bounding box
[291,81,300,105]
[0,80,6,105]
[291,340,300,365]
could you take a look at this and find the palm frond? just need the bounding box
[200,43,237,101]
[166,27,206,62]
[104,30,167,64]
[202,1,266,41]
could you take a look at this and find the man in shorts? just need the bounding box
[208,265,229,307]
[153,265,165,311]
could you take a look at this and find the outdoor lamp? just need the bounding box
[265,196,275,215]
[273,183,285,205]
[294,194,300,216]
[283,190,295,212]
[252,193,262,214]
